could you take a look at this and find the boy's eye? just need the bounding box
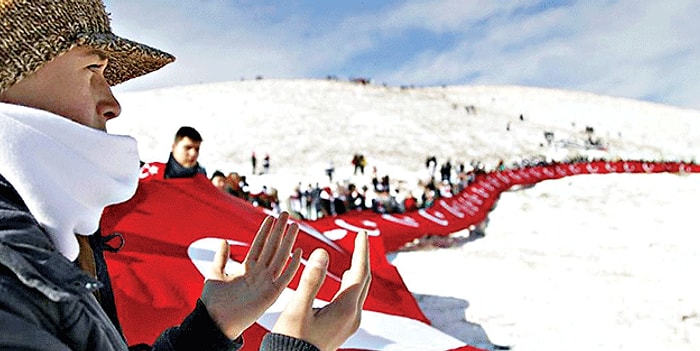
[88,63,106,71]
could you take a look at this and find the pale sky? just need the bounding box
[105,0,700,110]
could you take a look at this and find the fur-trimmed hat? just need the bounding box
[0,0,175,93]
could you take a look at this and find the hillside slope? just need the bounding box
[109,79,700,185]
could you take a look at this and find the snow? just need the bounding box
[108,79,700,351]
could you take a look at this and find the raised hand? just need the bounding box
[271,231,371,351]
[200,212,302,339]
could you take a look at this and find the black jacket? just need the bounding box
[164,153,207,179]
[0,174,317,351]
[0,173,134,350]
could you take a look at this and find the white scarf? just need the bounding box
[0,103,139,261]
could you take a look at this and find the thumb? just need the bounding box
[289,248,329,312]
[209,239,229,279]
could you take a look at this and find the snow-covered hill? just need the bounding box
[110,80,700,187]
[108,80,700,351]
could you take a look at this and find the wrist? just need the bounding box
[200,298,244,340]
[260,333,320,351]
[176,299,243,349]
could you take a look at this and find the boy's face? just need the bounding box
[172,136,201,168]
[0,46,121,131]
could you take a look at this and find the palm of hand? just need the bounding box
[200,213,301,339]
[202,263,287,338]
[272,233,371,351]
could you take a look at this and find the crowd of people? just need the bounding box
[204,146,493,221]
[204,143,655,223]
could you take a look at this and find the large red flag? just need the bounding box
[103,160,697,350]
[102,162,482,351]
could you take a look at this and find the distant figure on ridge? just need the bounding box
[326,161,335,182]
[251,151,257,175]
[262,153,270,174]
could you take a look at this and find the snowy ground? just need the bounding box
[109,80,700,350]
[390,173,700,350]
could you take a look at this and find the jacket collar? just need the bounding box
[0,174,100,302]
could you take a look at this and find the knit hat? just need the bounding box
[0,0,175,93]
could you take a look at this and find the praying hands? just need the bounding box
[200,211,371,350]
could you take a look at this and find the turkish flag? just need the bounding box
[101,162,481,351]
[104,160,693,349]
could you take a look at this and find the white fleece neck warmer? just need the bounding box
[0,103,139,261]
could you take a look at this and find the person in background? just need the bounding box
[325,161,335,182]
[164,126,207,179]
[210,170,228,192]
[0,1,370,350]
[262,153,271,174]
[251,151,257,175]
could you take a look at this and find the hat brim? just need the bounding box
[77,32,175,87]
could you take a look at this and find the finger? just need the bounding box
[245,216,274,264]
[357,262,372,310]
[333,232,369,301]
[257,212,290,266]
[356,232,371,309]
[352,231,370,278]
[209,239,230,279]
[274,248,302,289]
[269,222,299,277]
[288,248,329,314]
[338,231,370,293]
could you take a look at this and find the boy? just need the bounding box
[165,126,207,179]
[0,1,369,350]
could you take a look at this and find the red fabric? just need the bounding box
[102,162,433,350]
[102,160,698,350]
[308,160,700,252]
